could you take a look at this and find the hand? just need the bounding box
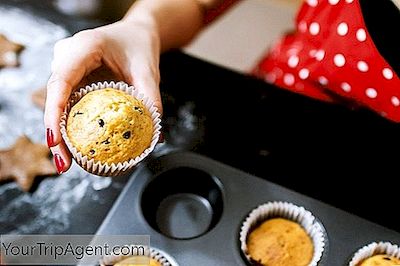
[44,18,162,174]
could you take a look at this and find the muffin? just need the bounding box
[66,88,153,164]
[240,201,326,266]
[114,257,161,266]
[357,254,400,266]
[60,81,161,176]
[100,246,174,266]
[247,218,313,266]
[350,242,400,266]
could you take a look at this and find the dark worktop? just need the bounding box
[1,0,400,236]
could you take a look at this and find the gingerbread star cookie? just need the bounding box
[0,34,24,68]
[0,135,57,191]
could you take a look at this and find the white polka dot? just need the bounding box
[298,21,307,32]
[391,96,400,106]
[337,22,348,36]
[356,29,366,42]
[283,73,295,86]
[357,61,369,72]
[298,68,310,80]
[341,82,351,92]
[329,0,340,5]
[315,50,325,61]
[366,88,377,98]
[334,54,346,67]
[382,68,393,80]
[288,55,299,68]
[346,0,354,3]
[309,49,317,57]
[265,73,276,83]
[309,22,320,35]
[318,76,328,86]
[307,0,318,7]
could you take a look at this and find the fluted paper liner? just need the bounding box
[99,246,178,266]
[349,241,400,266]
[60,81,161,177]
[239,201,326,266]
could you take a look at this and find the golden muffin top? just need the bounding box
[358,254,400,266]
[247,218,314,266]
[67,88,153,164]
[114,257,161,266]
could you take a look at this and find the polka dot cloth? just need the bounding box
[253,0,400,122]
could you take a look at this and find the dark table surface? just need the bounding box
[1,0,400,236]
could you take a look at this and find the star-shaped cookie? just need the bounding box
[0,34,24,68]
[0,135,58,191]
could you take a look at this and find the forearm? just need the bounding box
[124,0,220,52]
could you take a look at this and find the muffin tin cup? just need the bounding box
[349,241,400,266]
[239,201,326,266]
[60,81,162,177]
[99,246,178,266]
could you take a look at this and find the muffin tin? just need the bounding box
[95,151,400,265]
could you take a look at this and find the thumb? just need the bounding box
[129,65,163,116]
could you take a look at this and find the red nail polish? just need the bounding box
[54,154,65,174]
[47,128,54,147]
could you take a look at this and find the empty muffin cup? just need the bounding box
[349,241,400,266]
[141,167,224,240]
[239,201,326,266]
[60,81,161,177]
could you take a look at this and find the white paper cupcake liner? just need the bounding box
[99,246,178,266]
[239,201,326,266]
[349,241,400,266]
[60,81,162,177]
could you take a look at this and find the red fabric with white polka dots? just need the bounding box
[253,0,400,121]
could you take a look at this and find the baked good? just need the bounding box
[247,218,313,266]
[0,135,57,191]
[358,254,400,266]
[114,257,161,266]
[0,34,24,68]
[66,88,153,165]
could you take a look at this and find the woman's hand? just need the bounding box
[44,18,162,174]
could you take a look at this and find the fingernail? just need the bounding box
[47,128,54,147]
[54,154,65,174]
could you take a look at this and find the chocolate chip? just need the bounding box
[101,138,110,145]
[73,111,83,117]
[134,106,143,115]
[89,149,95,155]
[98,119,105,127]
[383,257,392,261]
[123,131,131,139]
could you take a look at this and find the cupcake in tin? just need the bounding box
[239,201,326,266]
[100,246,177,266]
[349,242,400,266]
[60,81,161,177]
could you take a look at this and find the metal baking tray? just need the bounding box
[95,151,400,266]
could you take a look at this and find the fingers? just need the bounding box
[44,30,104,172]
[50,140,72,174]
[128,56,163,116]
